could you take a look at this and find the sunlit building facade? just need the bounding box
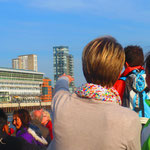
[0,67,44,103]
[41,78,52,102]
[12,54,38,72]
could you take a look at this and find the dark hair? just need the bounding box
[145,52,150,74]
[124,45,144,67]
[82,36,125,87]
[0,108,7,131]
[13,109,31,128]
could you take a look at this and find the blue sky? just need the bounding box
[0,0,150,87]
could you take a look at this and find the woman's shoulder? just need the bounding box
[16,127,28,136]
[114,105,141,124]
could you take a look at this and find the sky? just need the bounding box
[1,0,150,87]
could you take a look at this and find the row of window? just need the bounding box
[0,82,39,86]
[0,77,42,81]
[0,72,43,79]
[0,87,40,90]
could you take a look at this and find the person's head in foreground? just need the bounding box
[30,109,43,122]
[82,36,125,88]
[124,45,144,68]
[145,53,150,88]
[0,108,9,134]
[31,109,51,126]
[13,109,31,130]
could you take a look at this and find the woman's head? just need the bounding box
[82,36,125,87]
[13,109,31,129]
[41,109,51,126]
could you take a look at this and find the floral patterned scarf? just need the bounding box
[75,83,121,105]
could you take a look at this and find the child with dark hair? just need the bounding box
[114,45,150,124]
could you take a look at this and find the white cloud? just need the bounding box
[28,0,88,11]
[1,0,150,22]
[21,0,150,22]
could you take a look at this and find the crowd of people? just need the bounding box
[1,35,150,150]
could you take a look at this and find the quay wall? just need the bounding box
[0,102,51,113]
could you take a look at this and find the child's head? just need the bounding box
[82,36,125,88]
[124,45,144,67]
[145,53,150,88]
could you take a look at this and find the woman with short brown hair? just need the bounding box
[48,36,141,150]
[82,36,125,87]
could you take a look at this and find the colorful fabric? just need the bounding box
[16,127,47,146]
[75,83,121,105]
[46,121,53,140]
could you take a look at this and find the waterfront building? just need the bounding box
[41,78,52,102]
[53,46,75,92]
[0,67,44,103]
[67,54,74,92]
[12,54,38,72]
[12,58,19,69]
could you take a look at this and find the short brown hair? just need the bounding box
[124,45,144,67]
[82,36,125,87]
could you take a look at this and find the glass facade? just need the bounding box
[53,46,69,85]
[0,71,43,81]
[0,92,10,102]
[53,46,75,92]
[42,87,48,95]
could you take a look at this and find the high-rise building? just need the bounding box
[12,54,38,72]
[53,46,74,92]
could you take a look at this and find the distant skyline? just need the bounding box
[1,0,150,87]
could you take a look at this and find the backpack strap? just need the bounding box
[133,91,144,117]
[119,71,134,81]
[119,76,127,81]
[139,92,144,117]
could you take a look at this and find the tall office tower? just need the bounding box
[12,54,38,72]
[67,54,75,91]
[53,46,74,92]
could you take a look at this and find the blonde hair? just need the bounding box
[82,36,125,87]
[42,109,51,121]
